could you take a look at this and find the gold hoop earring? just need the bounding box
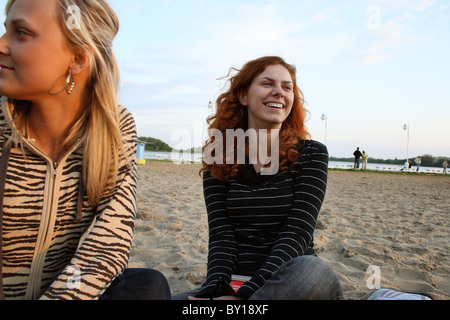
[65,73,75,95]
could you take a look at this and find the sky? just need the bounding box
[1,0,449,159]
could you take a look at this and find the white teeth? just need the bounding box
[265,102,283,109]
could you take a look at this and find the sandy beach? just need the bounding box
[128,161,449,300]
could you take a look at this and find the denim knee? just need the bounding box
[250,255,343,300]
[284,256,343,300]
[100,268,171,300]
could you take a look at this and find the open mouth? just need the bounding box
[264,102,284,109]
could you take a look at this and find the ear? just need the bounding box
[69,48,91,76]
[238,89,248,106]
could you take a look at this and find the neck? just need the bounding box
[247,122,281,147]
[27,92,86,162]
[247,127,281,173]
[248,119,283,132]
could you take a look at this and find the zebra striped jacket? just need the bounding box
[0,99,138,300]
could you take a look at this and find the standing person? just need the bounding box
[415,156,421,172]
[0,0,169,300]
[362,151,369,170]
[443,160,448,174]
[173,56,342,300]
[353,147,362,169]
[401,160,410,171]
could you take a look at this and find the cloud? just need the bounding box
[350,25,403,65]
[406,0,437,12]
[110,0,449,157]
[373,0,437,12]
[344,5,434,65]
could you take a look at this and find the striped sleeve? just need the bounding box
[40,107,138,300]
[196,170,238,298]
[237,141,329,299]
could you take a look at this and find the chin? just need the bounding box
[0,89,28,101]
[0,86,13,98]
[267,117,287,126]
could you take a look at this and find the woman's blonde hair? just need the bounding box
[4,0,124,206]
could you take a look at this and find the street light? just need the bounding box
[208,101,213,115]
[403,123,410,165]
[321,114,328,145]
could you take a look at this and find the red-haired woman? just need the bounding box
[174,56,342,300]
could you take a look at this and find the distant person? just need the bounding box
[401,160,411,171]
[362,151,369,170]
[443,160,448,174]
[415,156,421,172]
[353,147,362,169]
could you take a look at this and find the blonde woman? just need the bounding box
[0,0,169,300]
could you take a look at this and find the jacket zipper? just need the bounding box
[26,160,60,299]
[19,139,83,299]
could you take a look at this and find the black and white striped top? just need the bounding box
[198,140,328,299]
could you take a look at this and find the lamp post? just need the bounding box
[321,114,328,145]
[403,123,410,166]
[208,101,213,115]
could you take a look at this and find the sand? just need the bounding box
[128,161,449,300]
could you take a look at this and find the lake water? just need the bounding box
[144,152,447,174]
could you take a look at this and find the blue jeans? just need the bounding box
[172,256,343,300]
[100,268,171,300]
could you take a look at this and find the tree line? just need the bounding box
[138,136,448,168]
[330,154,448,168]
[138,136,172,152]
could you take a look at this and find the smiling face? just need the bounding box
[0,0,75,101]
[239,64,294,131]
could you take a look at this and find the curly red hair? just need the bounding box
[201,56,310,181]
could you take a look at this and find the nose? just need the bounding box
[272,84,284,98]
[0,33,10,56]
